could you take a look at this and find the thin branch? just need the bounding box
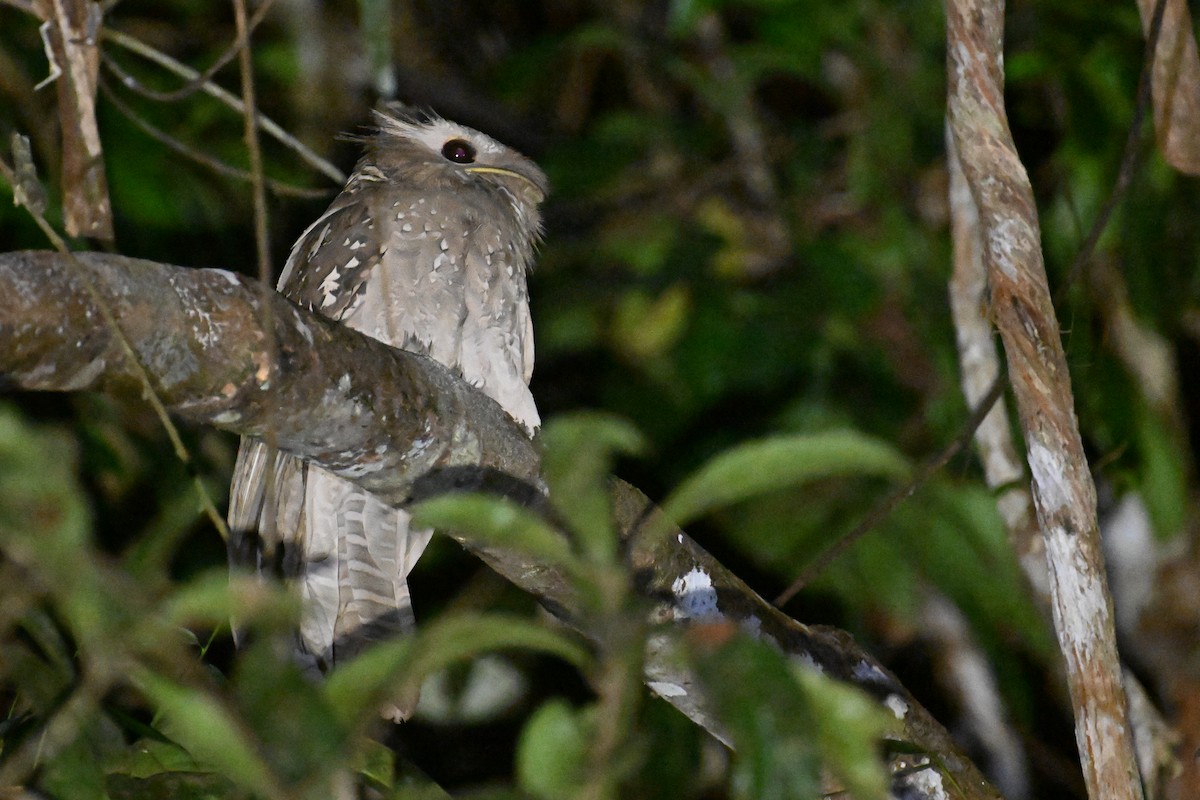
[774,375,1005,607]
[98,79,329,199]
[34,0,114,242]
[946,123,1046,601]
[101,28,346,185]
[1133,0,1200,174]
[1059,0,1168,298]
[230,0,271,281]
[946,0,1144,798]
[100,0,277,104]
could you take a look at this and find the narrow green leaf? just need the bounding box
[134,670,281,799]
[157,570,297,632]
[794,667,891,800]
[411,494,578,571]
[692,634,821,800]
[540,412,644,565]
[516,700,588,800]
[107,737,202,779]
[663,430,910,527]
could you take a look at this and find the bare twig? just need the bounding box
[1133,0,1200,174]
[101,0,277,103]
[946,126,1046,601]
[946,1,1144,799]
[98,80,329,199]
[774,375,1005,607]
[101,28,345,184]
[230,0,271,280]
[33,0,114,242]
[1060,0,1168,297]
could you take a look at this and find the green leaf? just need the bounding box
[517,700,588,799]
[540,413,644,565]
[1135,403,1188,538]
[108,737,203,779]
[794,667,891,800]
[663,430,910,527]
[106,771,250,800]
[158,570,297,632]
[325,613,589,729]
[692,633,822,800]
[231,641,345,787]
[411,494,578,572]
[691,630,893,800]
[133,669,282,799]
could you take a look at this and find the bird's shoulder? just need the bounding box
[279,172,506,319]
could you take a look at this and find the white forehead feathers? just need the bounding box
[376,114,507,157]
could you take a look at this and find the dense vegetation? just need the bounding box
[0,1,1196,797]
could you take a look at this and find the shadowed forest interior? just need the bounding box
[1,1,1198,798]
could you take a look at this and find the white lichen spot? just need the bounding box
[898,761,947,799]
[793,651,824,673]
[1044,524,1107,660]
[672,567,721,622]
[885,694,909,720]
[213,411,242,425]
[647,681,687,698]
[852,660,889,686]
[1027,440,1072,514]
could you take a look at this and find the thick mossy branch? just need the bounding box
[0,250,539,506]
[0,250,1000,800]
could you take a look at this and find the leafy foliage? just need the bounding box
[0,0,1196,797]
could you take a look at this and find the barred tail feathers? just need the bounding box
[303,469,432,666]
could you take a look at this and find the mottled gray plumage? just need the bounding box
[227,109,546,697]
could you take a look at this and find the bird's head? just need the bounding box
[367,106,548,218]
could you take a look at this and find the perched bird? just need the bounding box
[227,108,546,711]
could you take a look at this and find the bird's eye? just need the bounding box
[442,139,476,164]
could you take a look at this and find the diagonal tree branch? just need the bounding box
[0,249,1002,800]
[946,1,1144,798]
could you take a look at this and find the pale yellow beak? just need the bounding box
[465,166,545,203]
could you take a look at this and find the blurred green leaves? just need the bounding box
[691,630,891,800]
[1,0,1193,795]
[663,429,910,527]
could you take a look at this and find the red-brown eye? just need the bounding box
[442,139,476,164]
